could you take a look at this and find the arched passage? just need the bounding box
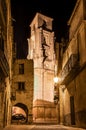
[12,103,28,124]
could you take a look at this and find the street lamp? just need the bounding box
[53,76,59,105]
[53,76,60,124]
[54,77,59,83]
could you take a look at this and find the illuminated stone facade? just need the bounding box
[0,0,13,128]
[1,0,86,128]
[11,59,34,124]
[27,12,57,123]
[58,0,86,128]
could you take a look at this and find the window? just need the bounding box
[18,82,25,91]
[19,64,24,74]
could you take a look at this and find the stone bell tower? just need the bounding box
[27,12,57,123]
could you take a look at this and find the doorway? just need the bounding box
[11,103,28,124]
[70,96,75,125]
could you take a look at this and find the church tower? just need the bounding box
[27,12,57,123]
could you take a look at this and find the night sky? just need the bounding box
[11,0,77,59]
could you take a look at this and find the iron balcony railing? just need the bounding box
[60,54,80,85]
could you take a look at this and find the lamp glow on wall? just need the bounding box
[53,76,59,105]
[54,77,59,83]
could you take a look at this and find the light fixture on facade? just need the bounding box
[53,76,59,105]
[54,76,59,83]
[10,92,16,101]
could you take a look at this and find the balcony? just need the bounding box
[60,54,80,85]
[0,49,9,77]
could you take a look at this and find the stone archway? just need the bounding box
[11,103,28,124]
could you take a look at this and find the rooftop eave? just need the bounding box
[30,12,53,27]
[67,0,81,25]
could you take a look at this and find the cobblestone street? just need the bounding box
[1,125,85,130]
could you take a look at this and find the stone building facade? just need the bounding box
[27,12,57,124]
[57,0,86,128]
[11,59,34,124]
[1,0,86,129]
[0,0,13,128]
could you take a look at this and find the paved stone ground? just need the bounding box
[1,125,86,130]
